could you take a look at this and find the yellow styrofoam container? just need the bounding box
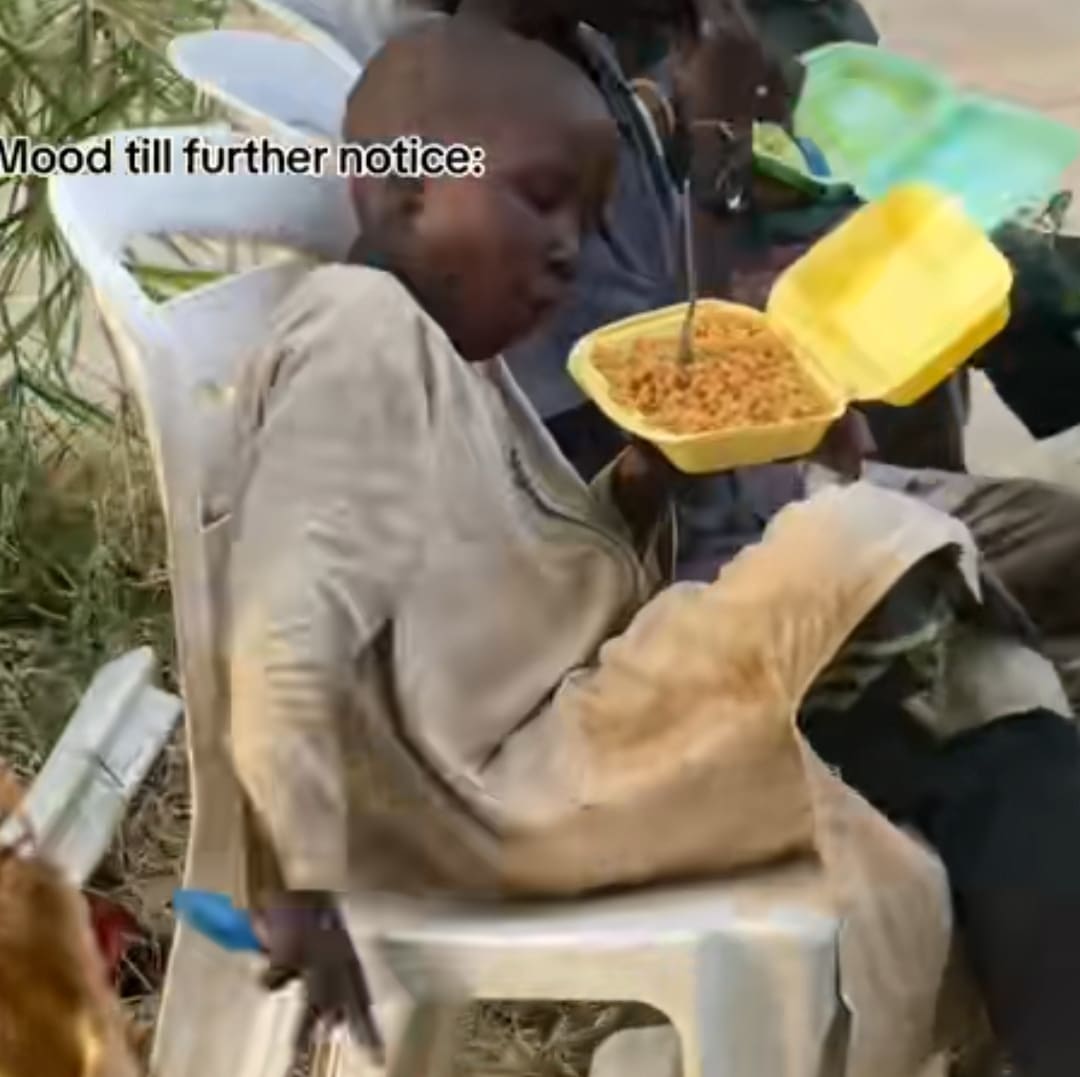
[568,183,1013,473]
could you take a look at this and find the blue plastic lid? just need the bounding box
[796,136,832,179]
[173,889,264,954]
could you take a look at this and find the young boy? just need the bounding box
[221,15,1080,1077]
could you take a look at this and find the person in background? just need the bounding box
[718,0,1080,465]
[672,1,1080,707]
[429,0,849,581]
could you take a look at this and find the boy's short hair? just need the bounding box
[343,16,609,148]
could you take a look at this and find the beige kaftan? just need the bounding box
[224,265,989,1075]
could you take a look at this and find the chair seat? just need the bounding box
[338,860,843,1077]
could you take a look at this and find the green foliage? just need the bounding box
[0,0,227,417]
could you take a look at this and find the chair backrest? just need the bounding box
[243,0,363,69]
[48,125,354,440]
[168,30,360,143]
[49,126,363,1077]
[47,125,357,897]
[248,0,443,65]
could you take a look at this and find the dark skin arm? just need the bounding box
[668,0,809,296]
[606,0,870,520]
[254,891,384,1062]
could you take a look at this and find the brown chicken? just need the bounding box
[0,767,141,1077]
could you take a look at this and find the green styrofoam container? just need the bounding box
[790,43,1080,231]
[795,44,948,182]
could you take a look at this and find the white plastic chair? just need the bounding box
[244,0,440,66]
[168,30,359,143]
[167,25,668,175]
[48,126,875,1077]
[49,124,357,1077]
[238,0,361,71]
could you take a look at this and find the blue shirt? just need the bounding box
[504,27,680,419]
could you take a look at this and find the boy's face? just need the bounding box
[395,115,617,361]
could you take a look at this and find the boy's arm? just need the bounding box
[591,444,677,578]
[229,282,433,894]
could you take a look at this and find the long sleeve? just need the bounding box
[227,271,435,892]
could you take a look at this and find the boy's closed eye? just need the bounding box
[514,165,575,215]
[509,156,613,236]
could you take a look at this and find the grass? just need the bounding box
[0,390,184,1042]
[0,398,174,778]
[0,0,227,1052]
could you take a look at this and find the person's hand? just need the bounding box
[671,0,803,129]
[611,439,679,545]
[811,408,876,481]
[667,1,803,215]
[254,890,383,1062]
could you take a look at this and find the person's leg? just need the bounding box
[867,467,1080,706]
[934,476,1080,705]
[861,372,971,472]
[921,712,1080,1077]
[977,227,1080,439]
[804,701,1080,1077]
[977,322,1080,440]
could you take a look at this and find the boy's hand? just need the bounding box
[812,408,876,481]
[255,890,383,1061]
[611,440,677,545]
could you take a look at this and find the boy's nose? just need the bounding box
[547,243,577,282]
[547,217,581,281]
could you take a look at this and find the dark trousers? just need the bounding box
[804,699,1080,1077]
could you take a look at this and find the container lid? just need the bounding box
[796,44,949,189]
[765,183,1013,404]
[796,44,1080,234]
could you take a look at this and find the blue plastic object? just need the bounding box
[796,137,832,179]
[173,889,264,954]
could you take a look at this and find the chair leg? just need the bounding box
[385,1000,462,1077]
[310,1032,380,1077]
[589,1026,683,1077]
[151,927,302,1077]
[311,999,460,1077]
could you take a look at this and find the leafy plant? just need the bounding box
[0,0,227,421]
